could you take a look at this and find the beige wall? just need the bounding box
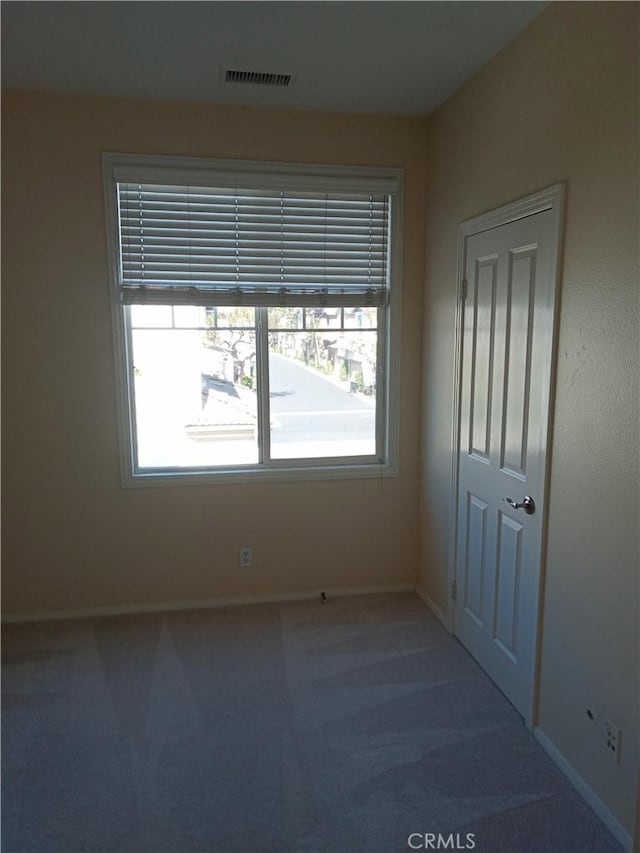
[419,0,639,835]
[1,91,426,613]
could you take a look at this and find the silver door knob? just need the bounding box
[503,495,536,515]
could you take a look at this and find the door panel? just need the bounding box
[455,207,557,720]
[502,248,535,475]
[464,493,488,626]
[493,511,523,657]
[470,258,497,459]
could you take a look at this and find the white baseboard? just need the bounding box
[533,727,632,852]
[1,582,415,624]
[415,584,451,631]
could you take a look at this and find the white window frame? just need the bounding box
[102,153,403,486]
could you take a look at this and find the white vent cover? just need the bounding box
[225,68,292,87]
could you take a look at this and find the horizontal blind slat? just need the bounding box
[118,198,388,212]
[121,247,386,259]
[122,272,387,281]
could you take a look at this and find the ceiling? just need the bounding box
[1,1,547,117]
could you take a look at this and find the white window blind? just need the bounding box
[117,183,390,307]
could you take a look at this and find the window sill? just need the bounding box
[122,460,398,488]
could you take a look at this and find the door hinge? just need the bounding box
[451,580,458,602]
[460,279,468,301]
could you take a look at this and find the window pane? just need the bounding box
[305,308,342,329]
[268,307,304,329]
[208,306,256,329]
[268,326,377,459]
[343,307,378,329]
[130,305,173,328]
[131,321,258,469]
[172,305,206,328]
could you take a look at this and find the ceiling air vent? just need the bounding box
[225,69,292,87]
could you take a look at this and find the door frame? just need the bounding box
[447,183,566,728]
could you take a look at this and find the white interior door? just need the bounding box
[454,194,562,724]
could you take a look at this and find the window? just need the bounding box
[103,154,402,484]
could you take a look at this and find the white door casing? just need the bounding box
[449,185,565,727]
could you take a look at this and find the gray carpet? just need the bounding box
[2,592,622,853]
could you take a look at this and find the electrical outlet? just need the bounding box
[239,547,252,568]
[605,720,621,763]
